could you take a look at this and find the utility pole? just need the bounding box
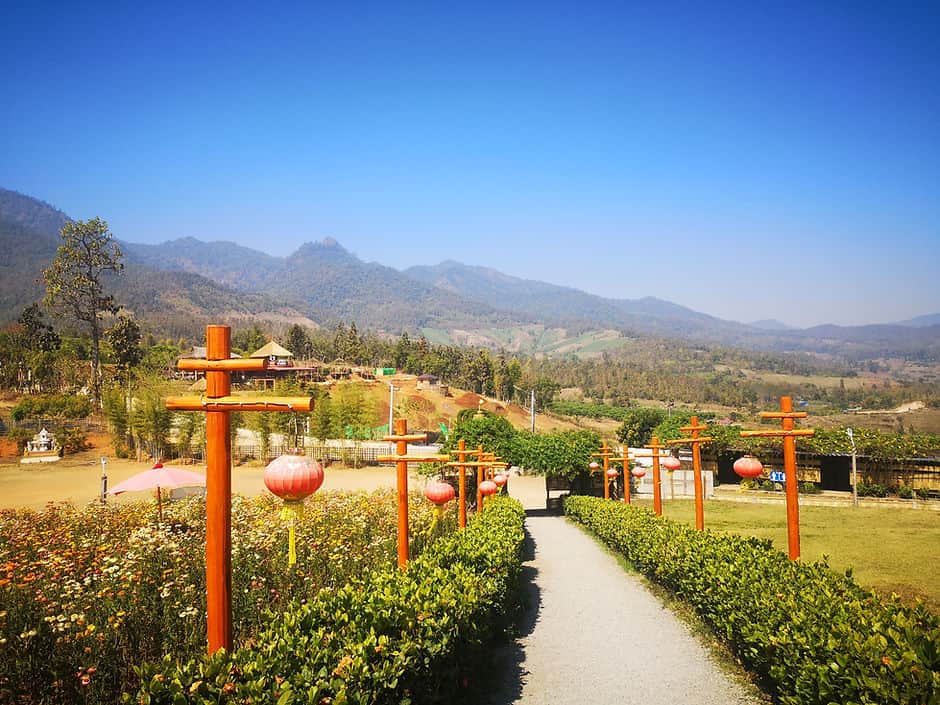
[847,427,858,507]
[530,389,536,432]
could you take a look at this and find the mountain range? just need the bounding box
[2,187,938,360]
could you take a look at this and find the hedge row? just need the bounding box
[130,497,526,705]
[564,496,939,705]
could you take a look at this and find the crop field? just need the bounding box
[645,498,940,610]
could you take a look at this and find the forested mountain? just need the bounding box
[0,189,316,338]
[2,187,939,361]
[403,260,752,340]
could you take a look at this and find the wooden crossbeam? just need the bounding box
[166,395,314,412]
[178,358,268,372]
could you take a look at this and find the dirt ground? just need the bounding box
[0,449,547,511]
[0,451,406,510]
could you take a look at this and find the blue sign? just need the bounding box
[769,470,785,483]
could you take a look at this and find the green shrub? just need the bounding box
[798,481,820,494]
[130,497,526,705]
[57,427,87,455]
[760,479,776,491]
[11,394,93,422]
[858,482,889,498]
[897,485,914,499]
[5,426,33,452]
[565,496,940,705]
[916,488,931,500]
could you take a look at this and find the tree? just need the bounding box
[511,429,600,480]
[285,324,311,361]
[108,315,144,373]
[232,325,267,356]
[42,217,123,405]
[443,410,518,461]
[531,376,560,411]
[616,407,667,447]
[107,315,144,452]
[130,391,172,461]
[18,303,60,353]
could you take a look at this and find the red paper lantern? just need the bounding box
[606,467,619,478]
[264,453,324,565]
[589,461,600,470]
[425,480,455,506]
[264,453,324,501]
[493,473,508,488]
[661,456,681,472]
[733,455,764,479]
[479,480,498,496]
[631,465,646,478]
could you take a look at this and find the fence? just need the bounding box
[231,441,399,466]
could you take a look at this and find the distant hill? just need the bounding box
[0,188,316,338]
[748,319,794,331]
[896,313,940,328]
[3,187,940,361]
[403,260,753,341]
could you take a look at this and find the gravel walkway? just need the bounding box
[484,509,762,705]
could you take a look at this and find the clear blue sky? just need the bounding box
[2,1,937,328]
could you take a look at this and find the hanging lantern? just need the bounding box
[733,455,763,479]
[606,467,619,479]
[479,480,498,496]
[589,461,600,470]
[264,452,324,565]
[425,480,455,506]
[661,456,681,472]
[631,465,646,478]
[493,473,508,489]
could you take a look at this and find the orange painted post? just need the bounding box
[379,420,450,568]
[455,439,469,528]
[205,326,231,653]
[476,445,485,510]
[592,442,614,499]
[740,396,815,560]
[667,416,714,531]
[616,446,636,505]
[642,437,671,516]
[167,325,314,654]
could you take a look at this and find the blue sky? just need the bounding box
[1,1,937,328]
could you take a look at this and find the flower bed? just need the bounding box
[0,490,449,704]
[565,496,940,705]
[132,496,526,704]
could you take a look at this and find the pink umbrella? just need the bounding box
[109,462,206,522]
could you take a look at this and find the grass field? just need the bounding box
[640,498,940,611]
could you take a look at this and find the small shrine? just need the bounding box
[21,427,60,464]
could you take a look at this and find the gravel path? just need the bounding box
[484,509,762,705]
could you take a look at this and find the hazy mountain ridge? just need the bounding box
[0,189,317,338]
[2,187,939,360]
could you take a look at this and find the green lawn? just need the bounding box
[633,498,940,611]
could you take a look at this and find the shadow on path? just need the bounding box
[479,512,543,705]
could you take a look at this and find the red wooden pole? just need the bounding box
[692,438,705,530]
[205,325,232,653]
[394,418,410,569]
